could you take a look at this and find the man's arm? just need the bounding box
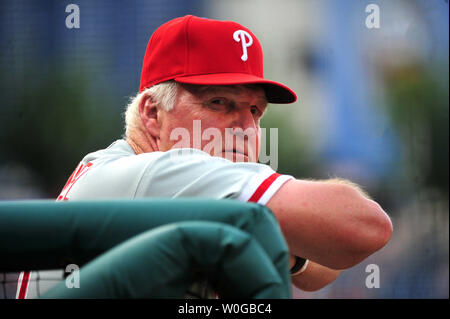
[289,257,342,291]
[267,178,393,270]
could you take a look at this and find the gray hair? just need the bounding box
[123,81,178,138]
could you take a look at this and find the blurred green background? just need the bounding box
[0,0,448,298]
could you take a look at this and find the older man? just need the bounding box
[18,15,392,298]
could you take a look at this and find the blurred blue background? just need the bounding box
[0,0,448,298]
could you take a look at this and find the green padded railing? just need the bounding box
[0,199,291,298]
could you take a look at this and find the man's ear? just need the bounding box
[139,94,160,139]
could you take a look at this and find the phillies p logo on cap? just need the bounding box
[233,30,253,62]
[139,15,297,104]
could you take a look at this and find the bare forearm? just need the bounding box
[278,178,390,290]
[291,260,342,291]
[268,179,393,269]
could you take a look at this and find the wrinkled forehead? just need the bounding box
[180,83,268,102]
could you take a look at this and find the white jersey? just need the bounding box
[17,140,293,298]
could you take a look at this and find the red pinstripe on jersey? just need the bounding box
[247,172,281,203]
[17,271,30,299]
[57,162,93,201]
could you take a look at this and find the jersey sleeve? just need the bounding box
[135,148,294,205]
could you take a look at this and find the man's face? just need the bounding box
[157,84,268,163]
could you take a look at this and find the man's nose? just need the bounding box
[230,108,257,131]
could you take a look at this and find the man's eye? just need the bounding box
[207,98,229,111]
[211,98,226,105]
[250,106,261,116]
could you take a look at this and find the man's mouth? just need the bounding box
[222,149,249,161]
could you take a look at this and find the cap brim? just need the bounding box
[174,73,297,104]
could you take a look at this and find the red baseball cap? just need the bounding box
[139,15,297,104]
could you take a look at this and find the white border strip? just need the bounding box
[237,169,274,202]
[257,174,294,205]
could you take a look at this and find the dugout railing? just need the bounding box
[0,199,291,298]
